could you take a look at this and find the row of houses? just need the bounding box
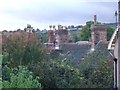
[46,15,109,62]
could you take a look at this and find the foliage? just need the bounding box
[2,31,47,67]
[0,78,1,89]
[80,21,94,41]
[28,44,114,88]
[2,31,44,89]
[86,21,94,28]
[79,44,114,88]
[29,55,85,88]
[2,29,114,88]
[41,33,48,43]
[70,33,81,42]
[80,26,91,41]
[80,21,114,41]
[2,66,41,88]
[36,32,48,43]
[107,26,115,41]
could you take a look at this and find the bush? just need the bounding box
[79,44,114,88]
[29,55,85,88]
[2,31,47,67]
[2,66,41,88]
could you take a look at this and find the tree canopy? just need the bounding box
[80,21,114,41]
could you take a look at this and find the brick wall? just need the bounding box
[91,24,107,48]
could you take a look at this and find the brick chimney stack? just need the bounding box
[91,15,107,49]
[48,30,54,43]
[58,25,63,30]
[94,15,97,24]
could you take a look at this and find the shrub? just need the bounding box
[2,31,47,67]
[29,55,85,88]
[79,44,114,88]
[2,66,41,88]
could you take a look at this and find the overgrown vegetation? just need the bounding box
[79,44,114,88]
[2,31,44,89]
[2,29,114,88]
[2,66,41,88]
[80,21,114,41]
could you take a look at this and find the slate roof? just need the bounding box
[94,41,109,56]
[49,41,110,63]
[60,43,91,61]
[50,43,92,62]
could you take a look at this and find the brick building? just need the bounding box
[48,30,55,43]
[47,15,108,61]
[48,25,69,49]
[90,15,107,49]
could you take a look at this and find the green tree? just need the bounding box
[80,26,91,41]
[2,31,47,67]
[80,21,114,41]
[28,55,85,88]
[107,26,115,41]
[86,21,94,28]
[71,33,80,42]
[41,33,48,43]
[36,32,48,43]
[79,44,114,88]
[2,66,41,88]
[80,21,94,41]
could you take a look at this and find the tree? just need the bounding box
[40,33,48,43]
[71,25,74,28]
[80,21,114,41]
[2,31,47,67]
[2,66,41,88]
[80,26,91,41]
[70,33,80,42]
[80,21,94,41]
[107,26,115,41]
[86,21,94,28]
[79,44,114,88]
[28,55,85,88]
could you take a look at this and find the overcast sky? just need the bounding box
[0,0,118,31]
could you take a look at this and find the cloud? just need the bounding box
[0,0,118,30]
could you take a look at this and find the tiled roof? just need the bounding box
[50,43,91,62]
[49,41,110,63]
[60,43,91,61]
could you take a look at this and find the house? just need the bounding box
[108,27,120,89]
[107,1,120,89]
[108,27,119,59]
[46,15,109,62]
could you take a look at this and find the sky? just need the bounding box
[0,0,118,31]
